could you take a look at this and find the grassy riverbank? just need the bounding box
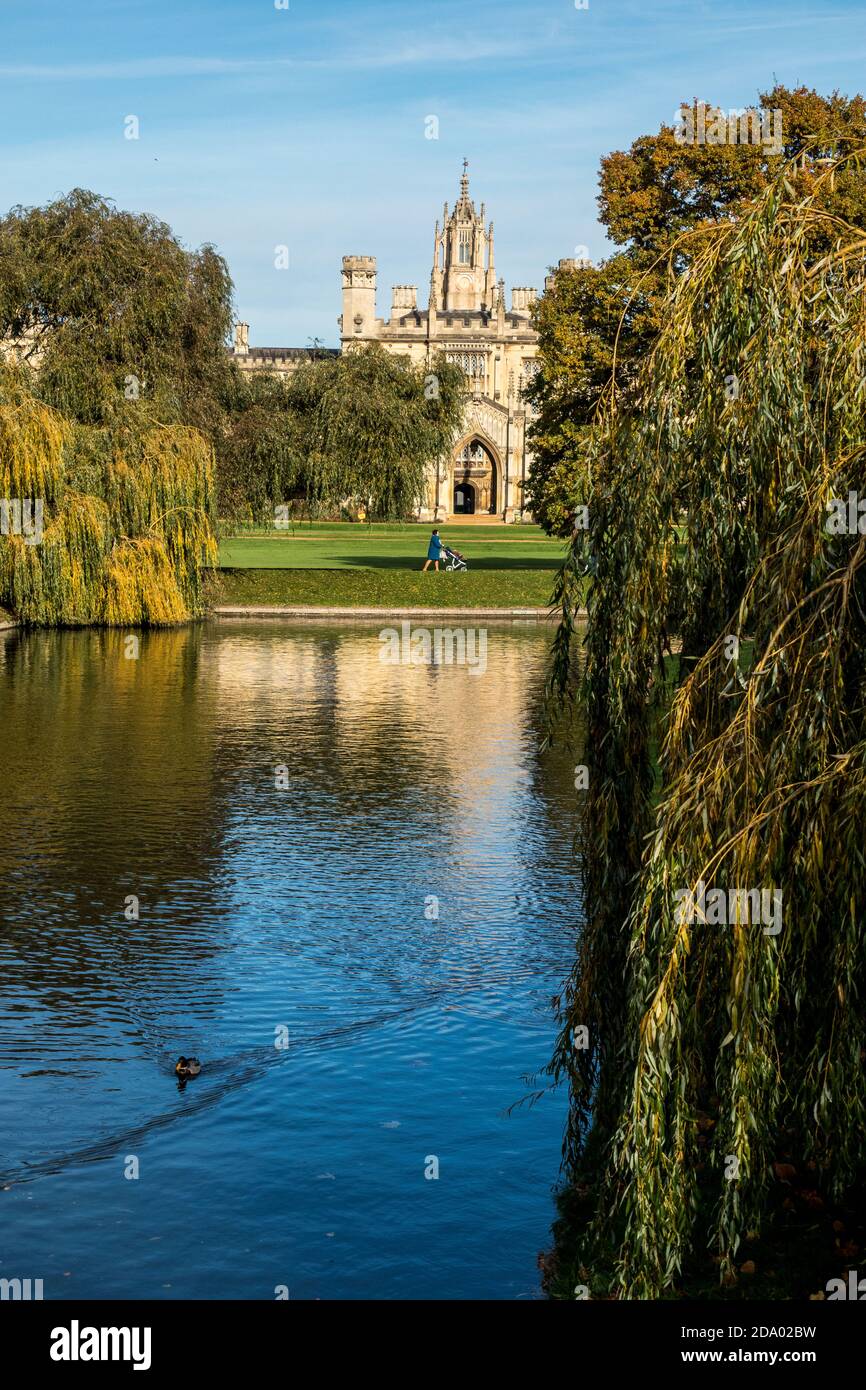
[206,566,559,609]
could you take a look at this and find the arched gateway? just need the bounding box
[451,436,498,515]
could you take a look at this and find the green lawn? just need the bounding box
[209,520,566,609]
[217,522,564,573]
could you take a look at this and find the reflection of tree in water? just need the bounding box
[1,621,578,984]
[0,620,580,1177]
[0,625,231,1037]
[518,636,586,906]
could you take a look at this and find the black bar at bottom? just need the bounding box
[1,1297,861,1376]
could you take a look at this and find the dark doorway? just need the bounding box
[454,439,496,513]
[453,483,476,515]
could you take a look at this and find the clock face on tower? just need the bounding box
[458,275,472,288]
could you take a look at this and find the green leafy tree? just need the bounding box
[0,364,216,626]
[527,86,866,535]
[524,259,660,534]
[218,370,305,524]
[0,191,225,624]
[282,345,466,521]
[547,156,866,1297]
[0,188,235,430]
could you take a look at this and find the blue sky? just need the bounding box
[1,0,864,345]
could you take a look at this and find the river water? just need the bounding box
[0,619,580,1299]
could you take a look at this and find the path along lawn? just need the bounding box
[210,522,567,609]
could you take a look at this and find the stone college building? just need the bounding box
[231,164,576,522]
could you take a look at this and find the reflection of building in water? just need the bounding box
[202,624,545,854]
[230,164,580,522]
[204,633,327,704]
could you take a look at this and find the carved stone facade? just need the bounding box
[231,166,573,520]
[338,164,544,521]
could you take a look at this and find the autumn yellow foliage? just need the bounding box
[0,381,216,626]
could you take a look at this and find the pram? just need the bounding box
[443,545,468,572]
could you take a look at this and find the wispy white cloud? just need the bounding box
[0,37,545,82]
[705,13,858,35]
[0,57,249,80]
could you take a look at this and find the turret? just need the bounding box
[390,285,418,317]
[341,255,377,341]
[430,219,444,306]
[511,288,537,313]
[543,257,588,294]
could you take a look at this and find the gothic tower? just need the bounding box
[332,163,543,520]
[431,161,497,313]
[340,255,378,341]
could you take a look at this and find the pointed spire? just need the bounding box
[496,276,506,325]
[484,220,497,310]
[428,265,438,339]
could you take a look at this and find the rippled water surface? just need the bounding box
[0,620,579,1299]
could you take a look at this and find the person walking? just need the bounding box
[422,529,444,572]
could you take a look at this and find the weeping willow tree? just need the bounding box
[281,345,467,520]
[0,367,216,626]
[548,155,866,1297]
[0,188,225,624]
[0,189,234,434]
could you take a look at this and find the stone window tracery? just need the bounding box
[447,351,487,383]
[457,440,487,465]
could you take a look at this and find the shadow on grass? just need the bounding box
[331,554,563,572]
